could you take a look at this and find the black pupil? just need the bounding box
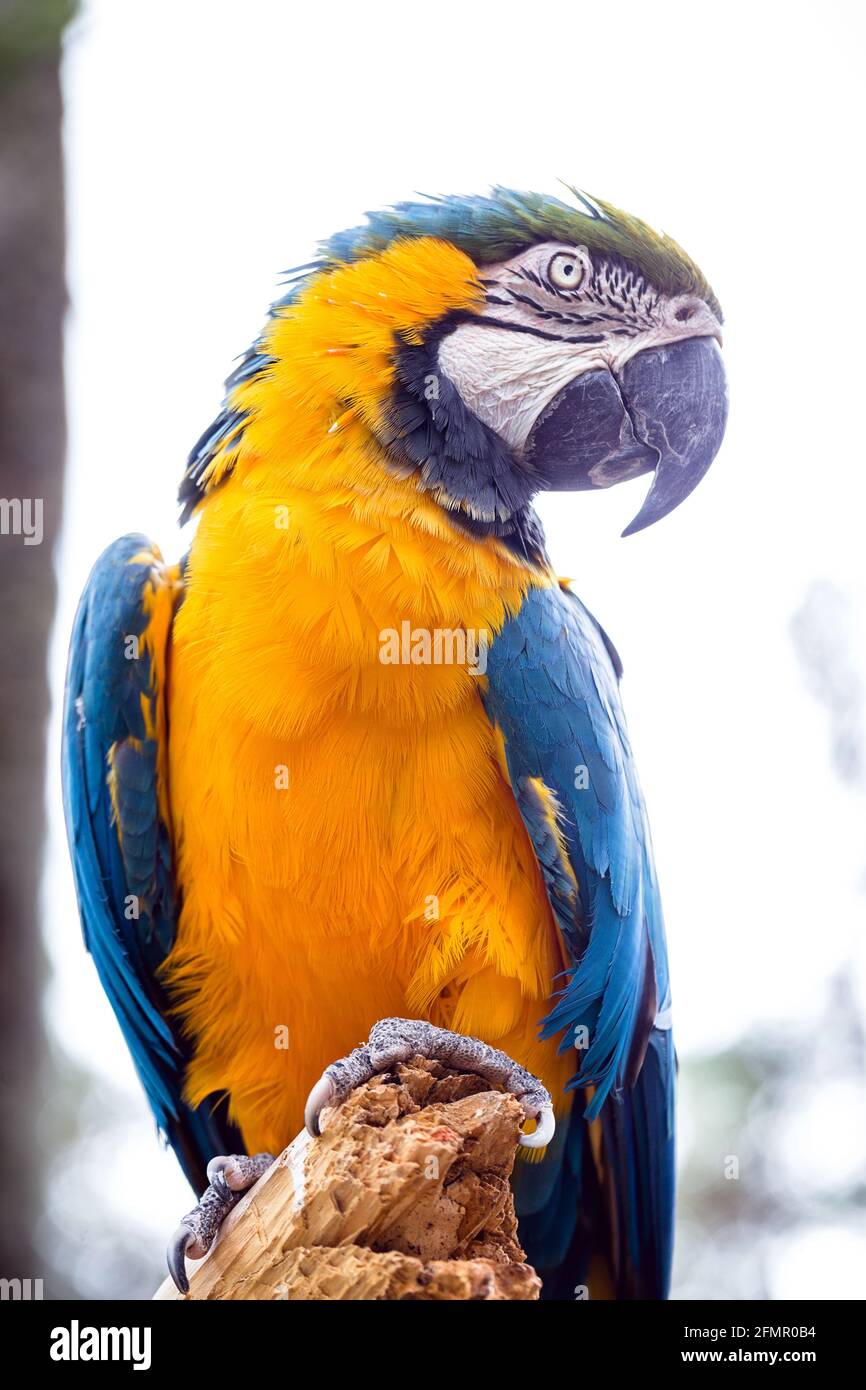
[563,264,573,276]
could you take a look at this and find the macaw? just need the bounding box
[62,187,726,1300]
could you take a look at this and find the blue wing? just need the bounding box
[61,534,239,1192]
[483,580,675,1299]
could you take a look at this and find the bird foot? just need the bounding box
[167,1151,274,1294]
[304,1016,554,1150]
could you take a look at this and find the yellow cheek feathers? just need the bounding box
[195,237,485,507]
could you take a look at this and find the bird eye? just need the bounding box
[547,250,589,292]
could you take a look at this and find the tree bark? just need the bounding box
[154,1058,541,1301]
[0,0,73,1287]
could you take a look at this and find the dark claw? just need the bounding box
[165,1153,275,1293]
[304,1074,336,1137]
[167,1224,194,1295]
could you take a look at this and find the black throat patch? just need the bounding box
[376,313,549,567]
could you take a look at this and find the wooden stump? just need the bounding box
[154,1056,541,1300]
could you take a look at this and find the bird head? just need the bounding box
[181,187,727,557]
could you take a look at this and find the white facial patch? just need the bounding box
[438,323,607,452]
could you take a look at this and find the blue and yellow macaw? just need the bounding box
[62,187,726,1300]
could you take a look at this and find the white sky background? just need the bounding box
[46,0,866,1295]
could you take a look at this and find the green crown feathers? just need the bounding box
[321,186,721,319]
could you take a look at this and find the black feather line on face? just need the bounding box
[376,313,549,566]
[447,311,606,347]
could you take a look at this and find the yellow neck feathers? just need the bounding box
[178,239,548,737]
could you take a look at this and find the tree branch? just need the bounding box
[154,1057,541,1301]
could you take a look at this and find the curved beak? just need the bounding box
[618,337,728,537]
[523,335,728,536]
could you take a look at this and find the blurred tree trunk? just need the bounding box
[0,0,74,1286]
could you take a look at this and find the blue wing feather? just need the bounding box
[62,534,238,1191]
[483,580,675,1298]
